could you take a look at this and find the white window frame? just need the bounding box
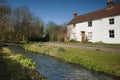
[88,32,92,40]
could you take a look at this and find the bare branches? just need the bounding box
[0,1,44,43]
[46,22,67,42]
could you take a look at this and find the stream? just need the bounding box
[8,46,120,80]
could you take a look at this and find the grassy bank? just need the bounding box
[21,43,120,77]
[0,47,47,80]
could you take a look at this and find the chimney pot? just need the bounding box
[73,12,77,18]
[107,0,115,8]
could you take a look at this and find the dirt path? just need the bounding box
[42,42,120,53]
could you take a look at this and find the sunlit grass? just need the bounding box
[58,48,120,75]
[22,43,120,76]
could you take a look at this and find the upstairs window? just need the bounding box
[88,21,92,27]
[109,30,114,38]
[109,18,114,24]
[73,33,76,40]
[73,24,76,28]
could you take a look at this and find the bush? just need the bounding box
[38,45,42,47]
[70,39,77,42]
[57,47,65,52]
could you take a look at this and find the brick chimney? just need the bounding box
[107,0,115,8]
[73,12,77,18]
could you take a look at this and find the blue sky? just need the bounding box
[8,0,119,25]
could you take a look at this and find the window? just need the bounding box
[88,32,92,40]
[109,30,114,38]
[109,18,114,24]
[88,21,92,26]
[73,24,76,28]
[73,33,76,37]
[73,33,76,40]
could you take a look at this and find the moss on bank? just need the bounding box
[0,47,47,80]
[21,43,120,77]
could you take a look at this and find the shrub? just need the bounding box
[57,47,65,52]
[70,39,76,42]
[38,44,42,47]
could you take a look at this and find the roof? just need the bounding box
[68,4,120,25]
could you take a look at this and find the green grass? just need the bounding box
[0,47,47,80]
[21,43,120,77]
[58,48,120,75]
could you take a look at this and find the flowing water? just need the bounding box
[8,46,120,80]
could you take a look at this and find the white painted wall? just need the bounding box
[67,15,120,44]
[101,15,120,44]
[67,25,74,41]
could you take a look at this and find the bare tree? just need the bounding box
[46,22,67,42]
[46,21,57,41]
[13,6,33,42]
[0,0,11,42]
[57,25,67,42]
[0,0,44,43]
[29,17,43,41]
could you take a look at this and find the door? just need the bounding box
[81,31,86,42]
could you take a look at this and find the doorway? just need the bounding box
[81,31,86,42]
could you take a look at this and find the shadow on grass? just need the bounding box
[0,49,47,80]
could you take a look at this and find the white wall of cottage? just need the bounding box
[67,15,120,44]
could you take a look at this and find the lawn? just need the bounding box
[21,43,120,77]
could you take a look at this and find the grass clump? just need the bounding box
[16,54,35,69]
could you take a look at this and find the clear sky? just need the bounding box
[7,0,119,25]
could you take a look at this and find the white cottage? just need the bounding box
[67,0,120,44]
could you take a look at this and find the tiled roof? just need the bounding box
[68,4,120,25]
